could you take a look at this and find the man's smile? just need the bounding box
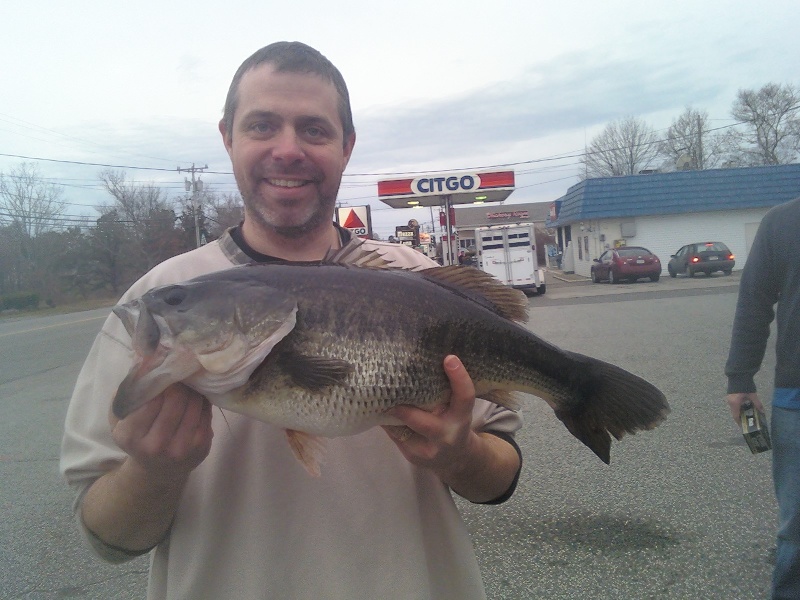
[267,178,310,188]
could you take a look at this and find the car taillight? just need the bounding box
[728,253,735,260]
[691,256,700,263]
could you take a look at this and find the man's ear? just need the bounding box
[219,120,233,157]
[342,132,356,169]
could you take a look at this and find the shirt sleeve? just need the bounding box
[470,398,524,504]
[59,318,143,562]
[725,216,780,394]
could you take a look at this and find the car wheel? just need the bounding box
[609,269,618,284]
[668,265,676,278]
[537,284,546,295]
[650,273,660,282]
[687,267,695,278]
[591,269,600,283]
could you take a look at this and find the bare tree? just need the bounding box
[0,162,65,236]
[660,107,725,170]
[728,83,800,165]
[0,162,66,292]
[90,208,133,294]
[205,192,244,238]
[99,169,179,272]
[581,117,661,179]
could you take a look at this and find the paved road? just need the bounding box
[1,274,776,599]
[0,309,150,599]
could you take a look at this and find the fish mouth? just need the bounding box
[112,300,140,339]
[113,299,162,357]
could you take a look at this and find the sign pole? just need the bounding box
[443,194,454,265]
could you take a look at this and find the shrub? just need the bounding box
[1,292,40,311]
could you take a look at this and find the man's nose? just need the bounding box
[271,128,304,162]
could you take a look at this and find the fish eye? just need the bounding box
[162,286,188,306]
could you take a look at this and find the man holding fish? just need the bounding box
[60,42,526,600]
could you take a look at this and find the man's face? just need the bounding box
[220,64,355,238]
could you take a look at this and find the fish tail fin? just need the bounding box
[555,353,669,464]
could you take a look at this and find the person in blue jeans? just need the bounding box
[726,196,800,599]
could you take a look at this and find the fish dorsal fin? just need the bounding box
[419,265,529,323]
[322,243,394,269]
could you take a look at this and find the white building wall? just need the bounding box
[568,208,770,278]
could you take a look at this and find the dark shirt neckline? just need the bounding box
[229,223,352,263]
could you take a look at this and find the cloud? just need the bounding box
[351,48,729,174]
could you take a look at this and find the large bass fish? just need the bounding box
[112,246,669,475]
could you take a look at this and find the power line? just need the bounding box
[2,120,742,178]
[0,152,183,172]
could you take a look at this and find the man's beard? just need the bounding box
[242,191,337,240]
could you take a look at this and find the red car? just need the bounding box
[591,246,662,284]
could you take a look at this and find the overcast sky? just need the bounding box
[1,0,798,239]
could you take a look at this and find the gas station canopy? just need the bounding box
[377,170,515,208]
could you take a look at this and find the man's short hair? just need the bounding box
[222,41,355,146]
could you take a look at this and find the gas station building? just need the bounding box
[377,170,517,265]
[377,170,554,265]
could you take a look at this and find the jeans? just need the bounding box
[771,407,800,599]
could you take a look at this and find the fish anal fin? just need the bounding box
[278,353,354,391]
[285,429,326,477]
[480,389,523,412]
[419,266,529,323]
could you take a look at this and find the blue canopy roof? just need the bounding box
[547,163,800,227]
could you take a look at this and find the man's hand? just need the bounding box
[111,383,214,482]
[81,383,213,552]
[726,392,764,423]
[383,355,520,503]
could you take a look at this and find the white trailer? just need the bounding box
[475,223,546,295]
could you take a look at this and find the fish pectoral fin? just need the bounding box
[285,430,326,477]
[277,353,354,391]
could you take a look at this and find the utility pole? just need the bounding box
[178,163,208,247]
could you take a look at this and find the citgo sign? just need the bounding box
[412,174,480,195]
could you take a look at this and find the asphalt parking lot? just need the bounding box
[456,267,776,599]
[539,268,742,304]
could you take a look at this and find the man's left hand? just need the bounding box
[383,355,520,503]
[384,354,478,479]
